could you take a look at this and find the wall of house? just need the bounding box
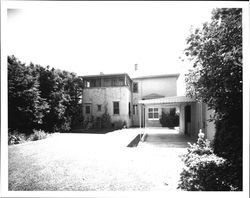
[179,102,216,140]
[179,104,185,134]
[142,104,181,128]
[82,86,132,127]
[132,76,178,126]
[133,76,178,99]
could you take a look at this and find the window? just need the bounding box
[97,105,102,111]
[113,101,119,115]
[133,82,138,93]
[133,105,138,115]
[112,78,124,86]
[128,102,131,117]
[85,106,90,114]
[104,79,112,87]
[85,81,90,88]
[148,108,159,119]
[90,79,101,87]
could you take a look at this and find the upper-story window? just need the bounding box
[133,82,138,93]
[112,78,124,86]
[90,79,101,87]
[104,78,112,87]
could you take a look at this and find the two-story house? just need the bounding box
[81,72,216,140]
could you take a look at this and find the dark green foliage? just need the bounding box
[71,105,84,129]
[29,130,47,141]
[8,130,27,145]
[100,111,112,129]
[8,56,49,134]
[184,8,242,190]
[112,120,127,129]
[8,129,48,145]
[213,117,242,190]
[160,111,179,128]
[185,8,242,118]
[178,132,238,191]
[8,55,83,135]
[36,65,83,132]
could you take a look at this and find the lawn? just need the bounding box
[8,129,187,191]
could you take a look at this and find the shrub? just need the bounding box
[8,130,27,145]
[101,111,112,128]
[112,120,127,129]
[160,111,179,128]
[29,129,47,141]
[178,130,238,191]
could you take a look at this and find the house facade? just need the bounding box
[81,73,216,140]
[82,73,133,128]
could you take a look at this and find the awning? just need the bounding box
[138,96,196,105]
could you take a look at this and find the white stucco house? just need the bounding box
[81,72,216,141]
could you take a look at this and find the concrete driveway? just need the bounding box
[8,128,191,191]
[138,128,196,148]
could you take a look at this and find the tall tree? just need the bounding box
[184,8,242,190]
[8,56,49,133]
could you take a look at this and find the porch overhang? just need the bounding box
[138,96,196,105]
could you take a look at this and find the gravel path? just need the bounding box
[8,129,188,191]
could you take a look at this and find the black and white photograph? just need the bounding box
[1,1,249,197]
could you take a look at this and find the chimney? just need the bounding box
[134,64,138,71]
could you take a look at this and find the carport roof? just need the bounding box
[138,96,196,104]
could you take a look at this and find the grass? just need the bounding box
[8,129,187,191]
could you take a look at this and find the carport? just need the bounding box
[138,96,205,139]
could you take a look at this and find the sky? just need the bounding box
[7,2,215,78]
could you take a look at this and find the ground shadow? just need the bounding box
[70,128,117,134]
[127,134,144,147]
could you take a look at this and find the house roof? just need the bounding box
[132,73,180,80]
[138,96,196,104]
[142,93,165,100]
[81,73,132,82]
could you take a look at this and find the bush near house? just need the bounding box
[101,111,112,128]
[178,131,238,191]
[160,111,179,128]
[112,120,127,129]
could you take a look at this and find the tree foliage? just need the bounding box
[184,8,242,190]
[8,56,49,133]
[8,55,83,134]
[185,8,242,118]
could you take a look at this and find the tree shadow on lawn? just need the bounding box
[70,128,117,134]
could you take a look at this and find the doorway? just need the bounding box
[184,105,191,135]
